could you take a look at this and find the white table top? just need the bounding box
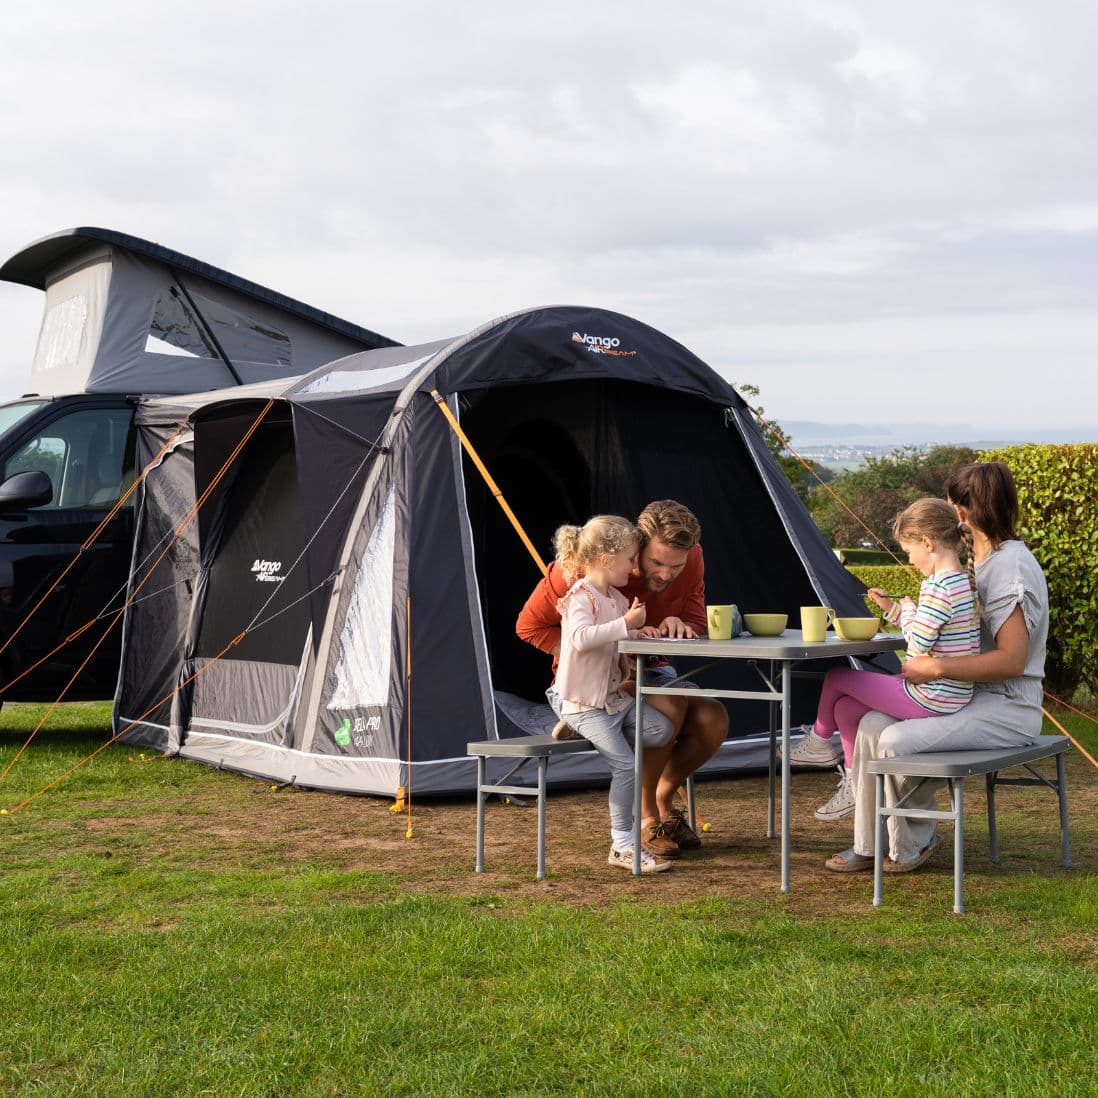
[619,629,906,661]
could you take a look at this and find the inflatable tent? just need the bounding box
[116,305,873,795]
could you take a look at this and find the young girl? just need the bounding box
[827,461,1048,873]
[787,498,981,821]
[546,515,677,873]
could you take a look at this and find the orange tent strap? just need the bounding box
[431,390,547,577]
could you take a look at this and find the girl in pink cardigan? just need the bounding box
[546,515,676,873]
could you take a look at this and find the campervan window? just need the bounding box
[3,407,133,509]
[147,288,292,367]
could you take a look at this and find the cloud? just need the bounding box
[0,1,1096,434]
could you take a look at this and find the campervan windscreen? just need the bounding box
[0,400,47,439]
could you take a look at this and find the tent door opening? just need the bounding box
[458,379,834,733]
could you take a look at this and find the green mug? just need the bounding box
[800,605,835,644]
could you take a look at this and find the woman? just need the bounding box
[826,461,1049,872]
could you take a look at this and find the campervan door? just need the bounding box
[0,393,136,702]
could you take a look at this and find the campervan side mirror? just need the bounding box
[0,470,53,512]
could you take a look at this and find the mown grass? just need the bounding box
[0,702,1094,1096]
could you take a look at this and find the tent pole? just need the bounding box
[430,390,547,576]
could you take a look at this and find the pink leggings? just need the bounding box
[813,667,933,766]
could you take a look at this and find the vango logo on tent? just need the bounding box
[571,331,637,357]
[251,559,286,583]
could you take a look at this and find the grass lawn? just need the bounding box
[0,701,1094,1096]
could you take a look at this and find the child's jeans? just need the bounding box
[814,666,937,766]
[547,689,675,833]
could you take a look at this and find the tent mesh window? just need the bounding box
[329,487,397,709]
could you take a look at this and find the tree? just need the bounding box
[734,383,832,502]
[808,444,977,549]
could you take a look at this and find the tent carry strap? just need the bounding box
[430,389,547,577]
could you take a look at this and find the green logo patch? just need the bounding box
[334,718,352,747]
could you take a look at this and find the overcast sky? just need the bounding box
[1,2,1096,436]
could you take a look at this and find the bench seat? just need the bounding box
[468,734,695,880]
[867,734,1072,913]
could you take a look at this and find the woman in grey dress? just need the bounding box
[826,461,1049,872]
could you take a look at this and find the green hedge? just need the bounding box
[845,565,921,617]
[981,444,1098,699]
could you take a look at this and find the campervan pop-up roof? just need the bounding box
[0,227,401,396]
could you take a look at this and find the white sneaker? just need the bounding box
[780,725,841,767]
[814,767,855,821]
[551,718,578,741]
[607,846,672,873]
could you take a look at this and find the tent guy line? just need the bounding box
[0,403,275,786]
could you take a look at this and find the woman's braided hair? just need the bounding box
[944,460,1019,601]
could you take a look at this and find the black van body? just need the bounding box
[0,393,138,699]
[0,227,399,704]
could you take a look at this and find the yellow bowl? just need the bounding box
[833,616,880,641]
[743,613,788,637]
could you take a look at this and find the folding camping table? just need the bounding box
[619,631,907,890]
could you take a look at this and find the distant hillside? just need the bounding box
[783,421,1098,449]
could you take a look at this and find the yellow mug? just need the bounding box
[706,604,735,641]
[800,605,836,643]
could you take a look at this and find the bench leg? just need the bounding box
[1057,751,1072,868]
[686,773,697,836]
[873,772,885,907]
[952,778,965,915]
[475,756,486,874]
[986,771,1000,864]
[536,755,548,881]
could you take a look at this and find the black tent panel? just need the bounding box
[194,423,310,664]
[433,306,743,407]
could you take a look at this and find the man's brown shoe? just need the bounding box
[641,820,681,858]
[663,807,702,850]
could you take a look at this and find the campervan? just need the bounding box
[0,227,398,702]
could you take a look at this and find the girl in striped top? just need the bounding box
[793,498,981,822]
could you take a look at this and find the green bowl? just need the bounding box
[743,613,788,637]
[834,617,880,641]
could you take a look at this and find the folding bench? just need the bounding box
[467,734,696,880]
[868,734,1072,913]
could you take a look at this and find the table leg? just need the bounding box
[780,661,792,893]
[632,658,645,876]
[767,659,777,839]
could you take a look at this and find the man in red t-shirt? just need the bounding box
[516,500,729,855]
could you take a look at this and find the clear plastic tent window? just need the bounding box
[36,295,88,372]
[299,353,435,395]
[328,488,397,709]
[147,288,292,366]
[33,259,110,378]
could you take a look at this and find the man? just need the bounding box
[516,499,730,856]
